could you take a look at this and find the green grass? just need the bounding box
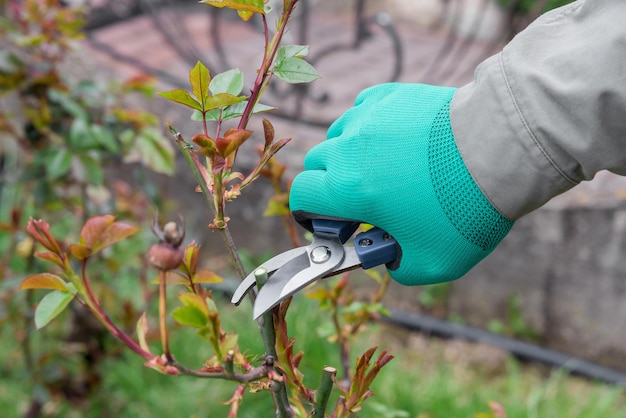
[1,291,625,417]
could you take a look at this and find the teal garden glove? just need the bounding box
[289,83,514,286]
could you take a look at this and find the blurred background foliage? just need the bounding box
[1,0,624,417]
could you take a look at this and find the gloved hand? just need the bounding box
[289,83,514,285]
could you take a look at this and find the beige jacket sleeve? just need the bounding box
[450,0,626,220]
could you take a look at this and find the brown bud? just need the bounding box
[148,243,183,271]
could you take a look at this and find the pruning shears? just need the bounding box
[231,219,399,319]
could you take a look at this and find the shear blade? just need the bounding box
[253,253,311,319]
[230,246,306,305]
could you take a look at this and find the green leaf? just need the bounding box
[274,57,320,84]
[122,128,175,175]
[277,45,310,61]
[90,124,119,153]
[172,305,208,328]
[204,93,246,112]
[157,89,202,111]
[48,89,88,120]
[69,118,98,150]
[47,149,72,180]
[189,61,211,108]
[76,153,103,186]
[34,290,74,330]
[20,273,69,292]
[209,69,244,96]
[136,312,151,353]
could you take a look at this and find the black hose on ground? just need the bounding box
[383,308,626,388]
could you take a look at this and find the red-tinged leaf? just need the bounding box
[216,128,252,158]
[79,214,115,247]
[189,61,210,107]
[34,251,66,268]
[211,155,226,174]
[69,243,91,260]
[193,134,217,158]
[34,290,74,330]
[144,355,180,375]
[73,215,140,259]
[203,93,246,112]
[269,137,292,156]
[26,218,62,254]
[193,268,223,284]
[96,220,139,250]
[224,172,244,184]
[157,89,202,111]
[192,133,214,148]
[136,312,152,354]
[262,118,274,150]
[20,273,68,292]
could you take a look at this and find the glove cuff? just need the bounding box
[428,100,514,252]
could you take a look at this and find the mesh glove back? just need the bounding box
[290,83,514,285]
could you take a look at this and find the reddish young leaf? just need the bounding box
[216,128,253,158]
[34,251,66,269]
[70,215,140,260]
[269,137,292,156]
[193,136,217,159]
[262,118,274,150]
[26,218,62,254]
